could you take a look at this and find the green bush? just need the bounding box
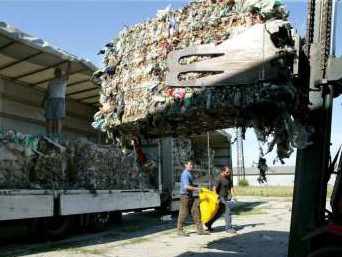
[238,179,249,187]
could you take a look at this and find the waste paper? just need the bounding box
[93,0,311,163]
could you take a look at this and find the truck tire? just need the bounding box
[43,216,72,240]
[89,212,111,232]
[308,247,342,257]
[27,218,45,241]
[110,211,123,225]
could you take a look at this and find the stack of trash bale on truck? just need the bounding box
[0,128,231,210]
[0,129,152,190]
[0,129,162,232]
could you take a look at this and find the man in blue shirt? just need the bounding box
[177,161,209,236]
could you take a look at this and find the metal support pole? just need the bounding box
[158,139,163,192]
[235,128,241,182]
[241,134,246,180]
[207,132,211,188]
[235,128,245,182]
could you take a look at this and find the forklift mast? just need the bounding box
[288,0,341,257]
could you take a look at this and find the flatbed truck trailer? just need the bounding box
[0,131,231,239]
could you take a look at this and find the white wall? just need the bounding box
[234,174,294,186]
[234,174,337,187]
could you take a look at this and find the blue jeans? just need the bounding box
[220,197,236,230]
[206,196,236,230]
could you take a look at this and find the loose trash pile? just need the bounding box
[93,0,311,163]
[0,129,153,190]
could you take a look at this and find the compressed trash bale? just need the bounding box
[93,0,307,162]
[0,147,32,189]
[171,136,213,185]
[69,138,153,190]
[69,139,119,189]
[30,138,68,189]
[0,130,36,189]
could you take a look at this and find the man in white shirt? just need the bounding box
[43,63,70,140]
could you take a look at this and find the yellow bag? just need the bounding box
[199,188,220,224]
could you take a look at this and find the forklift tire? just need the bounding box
[308,247,342,257]
[43,216,72,240]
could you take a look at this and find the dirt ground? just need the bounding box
[1,197,292,257]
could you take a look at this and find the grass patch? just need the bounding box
[238,179,250,187]
[236,186,333,198]
[236,186,293,197]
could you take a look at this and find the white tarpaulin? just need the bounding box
[0,21,99,106]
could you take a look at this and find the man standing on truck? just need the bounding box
[43,63,71,141]
[205,166,237,233]
[177,160,209,236]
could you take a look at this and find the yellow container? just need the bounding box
[199,188,220,224]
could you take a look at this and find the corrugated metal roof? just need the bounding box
[0,21,99,106]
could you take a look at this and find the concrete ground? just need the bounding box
[0,197,292,257]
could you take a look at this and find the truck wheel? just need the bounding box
[110,211,123,224]
[27,218,45,242]
[89,212,111,232]
[308,247,342,257]
[43,216,72,240]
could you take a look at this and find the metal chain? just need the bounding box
[305,0,333,76]
[320,0,333,77]
[305,0,316,57]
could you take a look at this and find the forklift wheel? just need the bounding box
[308,247,342,257]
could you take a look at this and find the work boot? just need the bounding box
[204,223,213,232]
[226,228,237,234]
[197,229,210,235]
[177,230,190,237]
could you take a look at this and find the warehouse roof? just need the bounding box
[0,21,99,106]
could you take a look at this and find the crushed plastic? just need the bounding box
[92,0,311,163]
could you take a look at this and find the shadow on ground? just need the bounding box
[0,200,267,257]
[175,230,289,257]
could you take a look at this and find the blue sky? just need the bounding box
[0,0,341,167]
